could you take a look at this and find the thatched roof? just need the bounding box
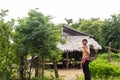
[57,25,102,52]
[57,36,102,52]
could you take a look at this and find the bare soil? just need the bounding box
[32,69,83,80]
[58,69,83,80]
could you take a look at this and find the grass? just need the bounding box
[76,75,120,80]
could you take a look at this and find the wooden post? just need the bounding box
[108,42,111,62]
[66,52,69,68]
[35,57,39,77]
[42,56,45,79]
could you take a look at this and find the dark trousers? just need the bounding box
[82,60,91,80]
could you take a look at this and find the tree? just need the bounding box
[14,9,62,79]
[0,9,15,79]
[47,24,63,78]
[71,18,104,44]
[102,14,120,51]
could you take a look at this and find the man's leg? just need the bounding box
[82,60,91,80]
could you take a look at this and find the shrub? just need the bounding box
[97,53,120,61]
[89,58,120,79]
[76,75,120,80]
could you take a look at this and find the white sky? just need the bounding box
[0,0,120,24]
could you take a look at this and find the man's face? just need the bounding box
[82,41,88,46]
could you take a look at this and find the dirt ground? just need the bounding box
[44,69,83,80]
[58,69,83,80]
[33,69,84,80]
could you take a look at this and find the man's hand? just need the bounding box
[82,46,90,55]
[82,46,87,50]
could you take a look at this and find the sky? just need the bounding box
[0,0,120,24]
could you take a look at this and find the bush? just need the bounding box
[97,52,120,61]
[76,75,120,80]
[89,58,120,79]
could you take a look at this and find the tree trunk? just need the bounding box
[108,42,111,62]
[20,54,24,80]
[28,56,34,80]
[53,61,59,78]
[35,67,38,77]
[35,57,39,77]
[42,56,45,79]
[28,65,32,80]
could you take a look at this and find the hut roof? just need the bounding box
[57,36,102,52]
[63,25,94,37]
[57,25,102,52]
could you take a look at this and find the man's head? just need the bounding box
[82,39,88,46]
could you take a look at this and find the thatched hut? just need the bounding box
[57,25,102,68]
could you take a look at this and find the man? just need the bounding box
[81,39,91,80]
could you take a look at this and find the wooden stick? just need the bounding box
[104,46,120,52]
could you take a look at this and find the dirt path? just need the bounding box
[58,69,83,80]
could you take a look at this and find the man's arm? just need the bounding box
[83,46,90,55]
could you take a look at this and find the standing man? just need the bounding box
[81,39,91,80]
